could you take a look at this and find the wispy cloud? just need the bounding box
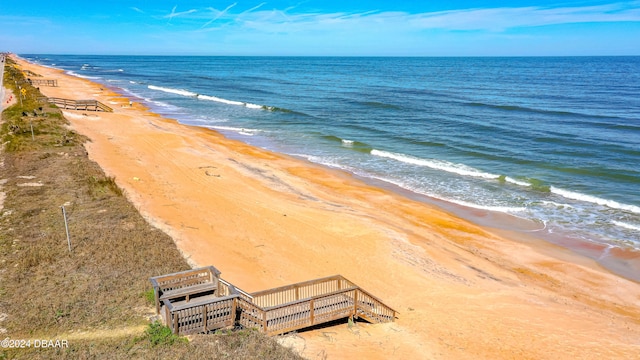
[150,1,640,34]
[164,5,197,21]
[130,7,144,14]
[202,2,238,28]
[239,2,267,17]
[406,3,640,32]
[229,2,640,34]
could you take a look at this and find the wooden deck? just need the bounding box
[38,97,112,112]
[152,269,397,337]
[150,266,221,315]
[28,78,58,87]
[237,275,397,336]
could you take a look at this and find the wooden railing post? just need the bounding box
[165,305,170,329]
[173,311,180,335]
[309,298,315,326]
[263,310,268,334]
[231,298,237,328]
[202,304,208,332]
[353,290,359,318]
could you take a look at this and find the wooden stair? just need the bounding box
[152,270,397,336]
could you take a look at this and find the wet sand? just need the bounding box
[11,55,640,359]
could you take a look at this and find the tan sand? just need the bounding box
[11,56,640,359]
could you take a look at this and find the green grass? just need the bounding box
[144,321,188,347]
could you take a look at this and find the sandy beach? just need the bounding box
[10,55,640,359]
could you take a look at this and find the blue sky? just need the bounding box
[1,1,639,55]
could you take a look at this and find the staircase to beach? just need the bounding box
[151,268,397,336]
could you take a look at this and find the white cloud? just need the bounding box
[202,3,238,28]
[164,5,197,21]
[227,2,640,34]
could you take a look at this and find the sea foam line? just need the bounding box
[367,172,526,213]
[612,220,640,232]
[118,87,178,111]
[198,94,262,109]
[550,186,640,214]
[371,149,499,180]
[148,85,197,97]
[206,125,262,136]
[66,71,102,80]
[298,152,527,214]
[148,85,264,109]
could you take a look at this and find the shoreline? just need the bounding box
[22,55,640,283]
[10,54,640,359]
[321,156,640,283]
[80,55,640,284]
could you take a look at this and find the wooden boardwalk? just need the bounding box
[38,97,112,112]
[28,78,58,87]
[151,268,397,336]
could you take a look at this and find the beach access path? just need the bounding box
[12,55,640,360]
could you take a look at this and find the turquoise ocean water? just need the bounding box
[24,55,640,256]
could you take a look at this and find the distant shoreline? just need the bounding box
[12,53,640,359]
[20,53,640,284]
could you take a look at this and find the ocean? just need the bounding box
[23,55,640,255]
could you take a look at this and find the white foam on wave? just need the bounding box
[124,88,178,111]
[148,85,197,97]
[342,139,354,147]
[294,154,356,173]
[294,152,528,216]
[505,177,530,187]
[206,125,262,136]
[540,200,575,209]
[66,71,102,80]
[197,94,243,106]
[612,220,640,232]
[445,198,527,213]
[147,84,267,109]
[550,186,640,214]
[371,149,499,180]
[198,94,263,109]
[365,172,527,213]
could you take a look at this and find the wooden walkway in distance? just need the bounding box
[151,268,397,336]
[38,97,112,112]
[28,78,58,87]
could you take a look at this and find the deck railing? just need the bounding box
[153,271,397,336]
[163,295,238,335]
[38,97,113,112]
[219,278,252,300]
[28,78,57,87]
[250,275,356,308]
[240,275,397,336]
[150,266,221,314]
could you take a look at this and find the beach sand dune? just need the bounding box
[12,56,640,359]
